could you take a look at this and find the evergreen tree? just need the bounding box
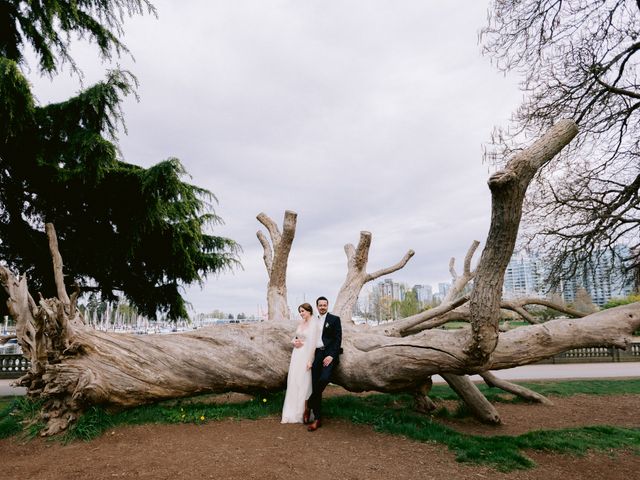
[0,1,238,318]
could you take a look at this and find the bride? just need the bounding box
[281,302,318,423]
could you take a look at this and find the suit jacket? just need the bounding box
[320,312,342,361]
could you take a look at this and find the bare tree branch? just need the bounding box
[45,223,70,306]
[480,371,553,405]
[256,211,297,321]
[482,1,640,290]
[467,119,578,364]
[333,232,414,324]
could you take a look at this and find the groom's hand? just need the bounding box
[322,356,333,367]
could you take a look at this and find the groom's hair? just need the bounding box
[316,296,328,305]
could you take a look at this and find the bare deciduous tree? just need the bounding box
[481,0,640,289]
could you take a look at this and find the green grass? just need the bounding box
[1,380,639,472]
[0,396,44,440]
[0,397,21,439]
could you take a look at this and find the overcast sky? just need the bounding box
[28,1,523,317]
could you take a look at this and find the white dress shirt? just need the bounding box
[315,314,325,348]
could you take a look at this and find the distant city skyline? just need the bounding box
[346,244,636,320]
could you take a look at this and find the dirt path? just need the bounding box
[2,393,639,480]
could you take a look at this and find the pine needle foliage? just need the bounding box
[0,1,239,319]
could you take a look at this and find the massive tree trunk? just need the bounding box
[4,119,638,436]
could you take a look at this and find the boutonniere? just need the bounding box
[324,322,329,328]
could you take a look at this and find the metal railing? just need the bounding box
[0,354,30,379]
[537,341,640,364]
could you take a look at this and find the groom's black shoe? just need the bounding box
[303,408,311,424]
[307,419,321,432]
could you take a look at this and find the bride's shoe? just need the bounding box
[303,408,311,424]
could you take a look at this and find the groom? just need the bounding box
[305,296,342,432]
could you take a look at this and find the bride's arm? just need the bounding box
[292,324,304,348]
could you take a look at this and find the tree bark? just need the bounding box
[257,211,297,321]
[442,373,501,424]
[479,371,553,405]
[413,378,437,413]
[467,119,578,364]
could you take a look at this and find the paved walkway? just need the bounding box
[1,362,638,397]
[433,362,640,384]
[0,379,26,397]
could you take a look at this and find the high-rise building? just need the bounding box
[438,282,451,299]
[503,254,544,299]
[503,246,634,306]
[412,284,432,304]
[377,278,405,301]
[557,247,634,305]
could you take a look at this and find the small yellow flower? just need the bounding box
[200,415,205,421]
[262,398,267,403]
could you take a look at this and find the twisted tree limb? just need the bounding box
[501,297,585,324]
[467,119,579,364]
[446,240,480,302]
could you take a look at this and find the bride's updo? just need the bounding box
[298,303,313,315]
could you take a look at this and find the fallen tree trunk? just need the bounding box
[4,253,636,436]
[5,119,634,436]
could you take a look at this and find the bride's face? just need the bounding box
[299,308,311,320]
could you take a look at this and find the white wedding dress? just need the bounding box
[281,321,317,423]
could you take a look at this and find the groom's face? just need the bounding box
[317,300,328,316]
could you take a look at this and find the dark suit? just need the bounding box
[308,312,342,420]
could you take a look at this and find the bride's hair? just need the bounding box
[298,303,313,315]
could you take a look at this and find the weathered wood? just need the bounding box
[257,210,297,321]
[467,119,579,364]
[333,231,414,323]
[45,223,70,305]
[413,378,437,413]
[480,371,553,405]
[441,374,501,424]
[3,257,639,435]
[9,120,633,436]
